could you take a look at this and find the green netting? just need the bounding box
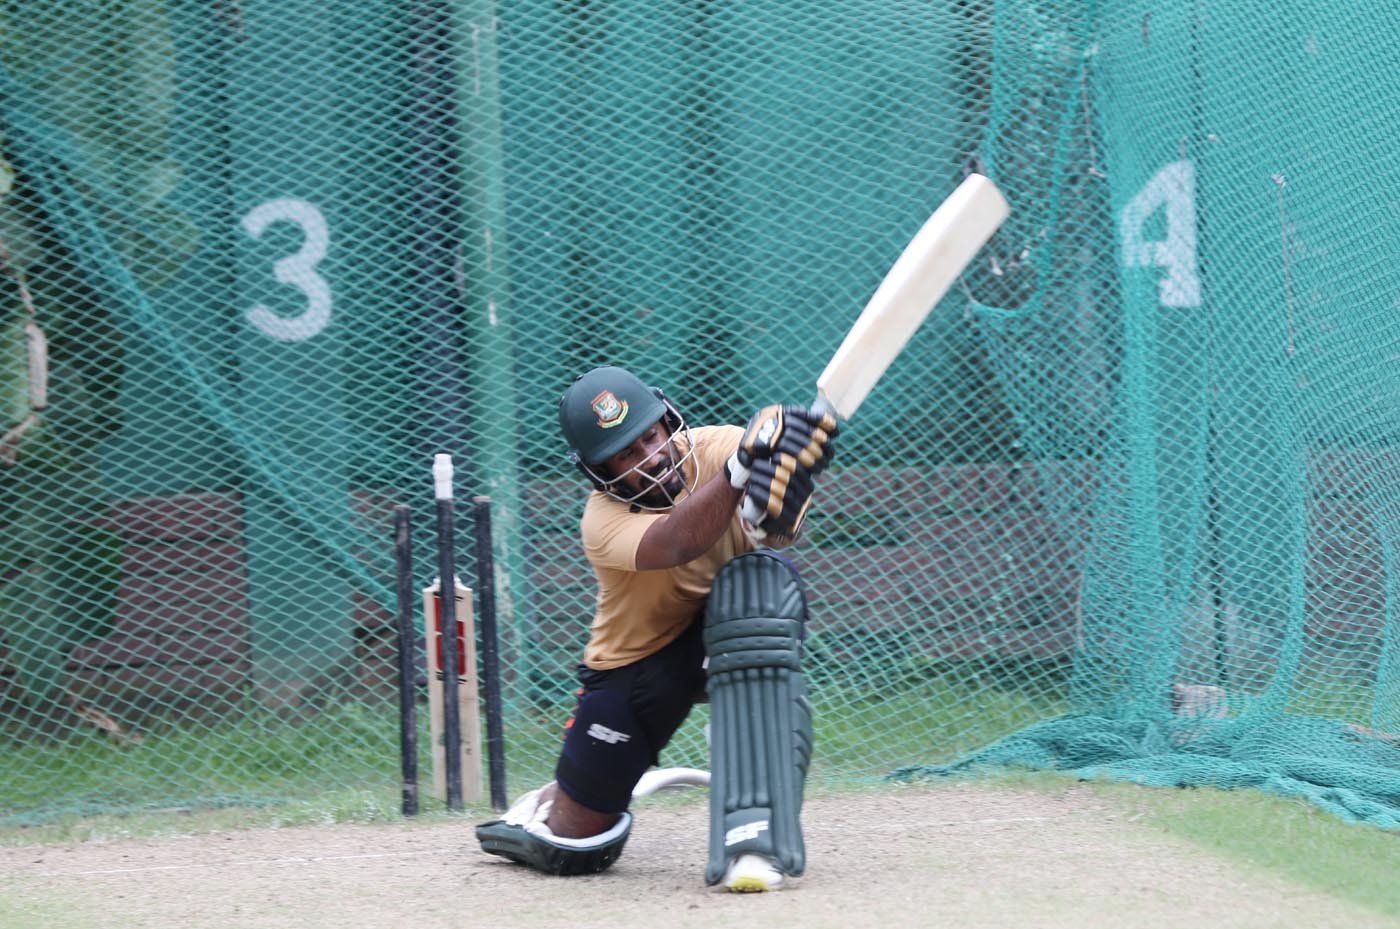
[4,0,1400,830]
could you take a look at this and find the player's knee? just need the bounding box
[476,798,632,876]
[705,551,808,669]
[555,683,653,814]
[547,787,626,839]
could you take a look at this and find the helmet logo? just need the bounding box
[591,390,629,429]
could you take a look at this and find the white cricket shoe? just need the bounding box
[721,853,784,893]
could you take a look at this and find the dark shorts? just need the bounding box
[553,616,708,814]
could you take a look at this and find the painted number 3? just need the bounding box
[241,198,332,342]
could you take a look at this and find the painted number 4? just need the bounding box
[1120,160,1201,308]
[241,198,332,342]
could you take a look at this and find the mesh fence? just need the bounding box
[5,0,1400,828]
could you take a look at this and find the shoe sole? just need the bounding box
[726,876,777,893]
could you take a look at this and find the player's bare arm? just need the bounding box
[597,420,744,570]
[634,475,742,569]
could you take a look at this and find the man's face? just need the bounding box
[602,419,687,507]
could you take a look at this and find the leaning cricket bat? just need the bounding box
[815,173,1010,420]
[422,576,483,804]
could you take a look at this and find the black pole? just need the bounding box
[410,0,472,481]
[473,496,508,811]
[434,455,464,811]
[393,506,420,816]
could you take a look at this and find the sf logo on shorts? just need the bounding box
[586,723,632,745]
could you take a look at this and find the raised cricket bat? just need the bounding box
[815,173,1010,420]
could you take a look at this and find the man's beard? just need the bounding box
[634,454,686,508]
[598,423,698,511]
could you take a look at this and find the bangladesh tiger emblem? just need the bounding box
[592,390,629,428]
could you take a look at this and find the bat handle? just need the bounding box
[811,393,838,421]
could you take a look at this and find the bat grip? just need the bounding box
[811,394,838,421]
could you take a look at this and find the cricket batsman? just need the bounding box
[475,364,837,891]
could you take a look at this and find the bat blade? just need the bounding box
[816,173,1010,420]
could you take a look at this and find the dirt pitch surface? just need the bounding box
[2,782,1395,929]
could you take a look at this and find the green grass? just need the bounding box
[1,668,1069,833]
[0,700,412,826]
[957,770,1400,921]
[1114,780,1400,920]
[0,785,446,847]
[815,668,1069,770]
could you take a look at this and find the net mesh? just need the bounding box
[5,0,1400,827]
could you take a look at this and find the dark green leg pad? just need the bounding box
[703,552,813,885]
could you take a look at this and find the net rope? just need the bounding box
[4,1,1400,827]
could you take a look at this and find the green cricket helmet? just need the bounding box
[558,365,695,508]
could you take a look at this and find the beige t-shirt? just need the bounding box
[579,424,754,669]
